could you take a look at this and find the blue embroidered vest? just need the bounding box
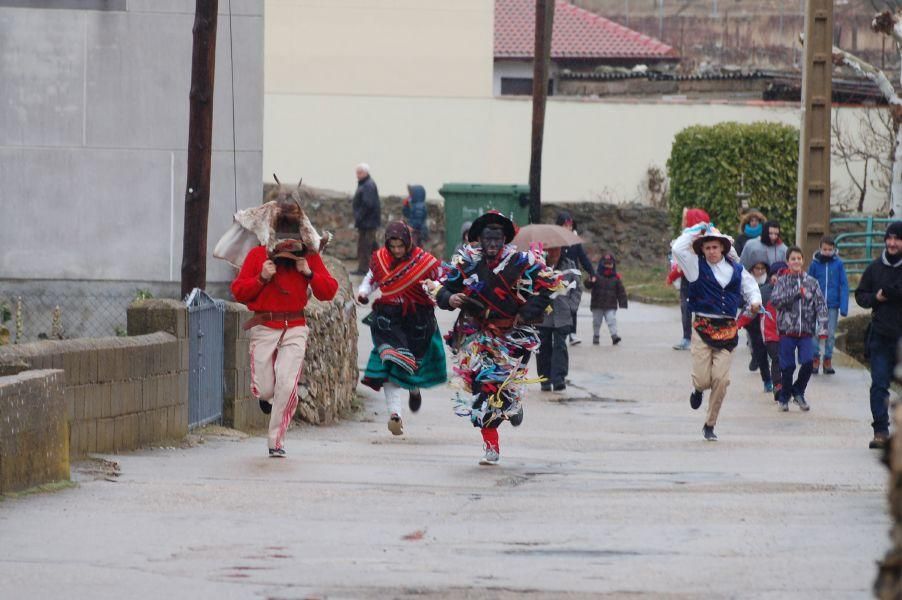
[688,260,743,317]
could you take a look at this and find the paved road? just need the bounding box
[0,299,890,599]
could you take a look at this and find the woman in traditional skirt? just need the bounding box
[357,221,447,435]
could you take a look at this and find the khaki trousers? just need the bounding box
[249,325,309,450]
[690,328,734,427]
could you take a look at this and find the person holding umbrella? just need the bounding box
[556,211,594,345]
[510,223,583,390]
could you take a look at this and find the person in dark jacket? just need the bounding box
[854,220,902,450]
[402,184,428,247]
[556,211,594,345]
[352,163,381,275]
[585,253,628,345]
[537,248,582,392]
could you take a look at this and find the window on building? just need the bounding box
[500,78,555,96]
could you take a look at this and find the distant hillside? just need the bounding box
[569,0,898,72]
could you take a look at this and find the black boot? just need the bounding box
[690,389,703,410]
[408,389,422,413]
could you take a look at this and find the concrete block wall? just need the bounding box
[222,302,267,431]
[0,369,69,494]
[0,332,187,457]
[219,256,358,429]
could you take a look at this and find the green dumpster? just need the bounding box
[438,183,531,260]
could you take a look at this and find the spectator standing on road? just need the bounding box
[807,235,849,374]
[585,253,628,346]
[734,209,766,256]
[671,221,761,442]
[352,163,381,275]
[556,211,594,346]
[770,247,828,413]
[740,220,788,271]
[537,245,582,392]
[854,221,902,450]
[402,184,429,247]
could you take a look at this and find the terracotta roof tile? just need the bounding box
[495,0,679,60]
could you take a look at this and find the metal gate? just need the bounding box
[831,216,896,274]
[186,288,225,429]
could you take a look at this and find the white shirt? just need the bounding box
[672,226,761,317]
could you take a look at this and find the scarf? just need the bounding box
[882,250,902,268]
[743,223,762,238]
[371,245,439,310]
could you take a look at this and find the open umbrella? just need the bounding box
[511,224,581,250]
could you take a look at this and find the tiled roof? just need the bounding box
[495,0,679,60]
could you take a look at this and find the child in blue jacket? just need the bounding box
[806,235,849,374]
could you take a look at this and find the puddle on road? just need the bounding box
[503,548,653,558]
[551,394,636,404]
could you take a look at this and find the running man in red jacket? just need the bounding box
[231,199,339,457]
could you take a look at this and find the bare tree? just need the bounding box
[831,107,894,211]
[829,9,902,217]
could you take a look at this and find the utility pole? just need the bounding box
[796,0,833,259]
[528,0,554,224]
[181,0,219,297]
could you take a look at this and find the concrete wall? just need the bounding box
[0,369,69,494]
[0,1,264,283]
[0,331,188,458]
[264,94,888,214]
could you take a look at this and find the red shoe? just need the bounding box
[811,357,820,373]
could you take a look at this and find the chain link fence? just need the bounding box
[0,280,233,344]
[0,282,174,343]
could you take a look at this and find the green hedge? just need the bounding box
[667,122,799,242]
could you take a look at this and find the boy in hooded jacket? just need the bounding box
[585,253,628,345]
[770,247,828,412]
[807,235,849,374]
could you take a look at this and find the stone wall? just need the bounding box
[0,370,69,494]
[216,257,358,427]
[0,332,187,458]
[268,183,671,268]
[295,257,359,424]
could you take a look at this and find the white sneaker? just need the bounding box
[478,445,501,466]
[387,413,403,435]
[568,335,582,346]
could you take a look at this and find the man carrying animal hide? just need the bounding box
[222,183,338,458]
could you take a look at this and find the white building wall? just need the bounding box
[265,95,884,213]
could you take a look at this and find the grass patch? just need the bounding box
[619,265,680,305]
[0,479,76,501]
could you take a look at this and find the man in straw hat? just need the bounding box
[433,211,562,465]
[671,220,761,441]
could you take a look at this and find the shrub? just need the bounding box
[667,122,799,242]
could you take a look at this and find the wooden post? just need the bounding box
[528,0,554,224]
[181,0,219,297]
[796,0,833,258]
